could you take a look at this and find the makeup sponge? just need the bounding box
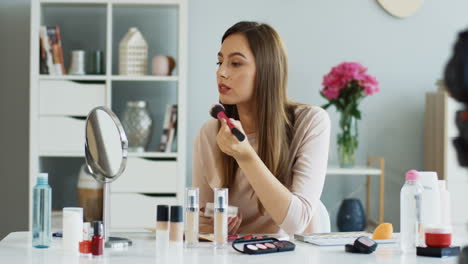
[372,223,393,240]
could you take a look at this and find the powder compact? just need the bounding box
[232,237,295,255]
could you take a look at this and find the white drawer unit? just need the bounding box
[39,80,106,116]
[39,116,86,153]
[110,193,178,229]
[111,158,178,193]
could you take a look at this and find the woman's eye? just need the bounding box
[231,62,241,67]
[216,61,222,66]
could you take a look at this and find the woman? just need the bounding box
[192,21,330,235]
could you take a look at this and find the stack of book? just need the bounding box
[39,25,65,75]
[157,104,178,152]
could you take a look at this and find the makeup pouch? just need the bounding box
[232,237,295,255]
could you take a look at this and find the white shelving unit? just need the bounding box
[29,0,187,231]
[326,166,382,176]
[425,87,468,235]
[326,156,385,228]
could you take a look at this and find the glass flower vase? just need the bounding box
[337,113,358,168]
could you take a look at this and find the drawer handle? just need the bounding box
[70,116,87,121]
[141,157,177,161]
[140,193,176,197]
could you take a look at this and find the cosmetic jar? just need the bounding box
[425,226,452,248]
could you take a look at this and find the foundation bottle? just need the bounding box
[156,205,169,243]
[185,187,199,248]
[214,188,228,248]
[169,206,184,243]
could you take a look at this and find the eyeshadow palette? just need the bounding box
[232,237,295,255]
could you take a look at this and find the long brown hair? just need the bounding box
[219,21,298,210]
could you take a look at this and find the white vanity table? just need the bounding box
[0,232,462,264]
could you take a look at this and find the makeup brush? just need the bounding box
[209,104,246,142]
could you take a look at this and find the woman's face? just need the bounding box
[216,33,256,105]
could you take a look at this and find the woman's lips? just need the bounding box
[218,84,231,94]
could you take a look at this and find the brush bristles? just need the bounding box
[209,104,225,119]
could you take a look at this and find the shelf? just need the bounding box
[39,75,107,81]
[127,152,177,158]
[38,75,178,82]
[40,151,177,158]
[40,0,181,5]
[111,75,178,81]
[326,166,382,176]
[40,152,85,157]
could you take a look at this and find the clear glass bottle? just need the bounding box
[400,170,424,253]
[32,173,52,248]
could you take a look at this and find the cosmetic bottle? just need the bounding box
[79,222,92,256]
[400,170,424,253]
[91,221,104,256]
[62,207,83,253]
[32,173,52,248]
[185,188,199,248]
[214,188,228,248]
[156,205,170,243]
[170,206,184,243]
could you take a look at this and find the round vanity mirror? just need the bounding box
[85,106,127,183]
[85,106,131,248]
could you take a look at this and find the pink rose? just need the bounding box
[361,74,380,95]
[321,61,379,99]
[322,88,340,99]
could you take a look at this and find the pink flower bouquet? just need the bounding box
[320,62,379,167]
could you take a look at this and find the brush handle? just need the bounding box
[216,112,246,142]
[231,127,246,142]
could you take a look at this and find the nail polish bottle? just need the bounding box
[79,222,92,256]
[169,206,184,243]
[156,205,170,244]
[91,221,103,256]
[214,188,228,248]
[185,188,199,248]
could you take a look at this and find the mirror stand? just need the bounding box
[102,183,132,248]
[85,106,132,249]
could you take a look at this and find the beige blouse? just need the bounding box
[192,105,330,235]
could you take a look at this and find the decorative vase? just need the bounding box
[121,101,153,152]
[68,50,86,75]
[119,27,148,75]
[337,112,358,168]
[77,164,103,222]
[152,55,176,76]
[337,198,366,231]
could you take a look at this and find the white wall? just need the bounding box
[186,0,468,230]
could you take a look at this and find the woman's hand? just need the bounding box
[199,207,243,235]
[216,118,255,162]
[210,211,243,235]
[228,211,243,235]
